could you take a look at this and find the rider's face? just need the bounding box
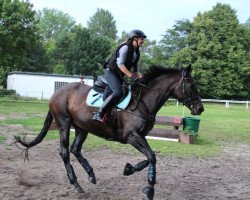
[137,37,145,47]
[133,37,145,48]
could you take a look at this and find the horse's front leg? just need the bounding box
[123,160,149,176]
[127,131,156,200]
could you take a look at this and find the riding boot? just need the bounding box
[92,94,118,123]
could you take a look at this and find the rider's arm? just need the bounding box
[116,45,133,78]
[118,64,133,77]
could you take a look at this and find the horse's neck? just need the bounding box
[141,75,179,115]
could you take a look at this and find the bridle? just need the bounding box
[119,69,200,122]
[179,70,201,108]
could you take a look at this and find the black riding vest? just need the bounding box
[106,42,140,76]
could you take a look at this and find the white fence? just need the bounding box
[201,99,249,109]
[174,99,249,109]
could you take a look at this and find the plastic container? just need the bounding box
[183,117,201,133]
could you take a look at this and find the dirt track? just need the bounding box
[0,124,250,200]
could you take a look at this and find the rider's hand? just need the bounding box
[130,74,142,85]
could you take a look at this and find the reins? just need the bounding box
[117,81,168,124]
[116,82,155,123]
[118,69,196,122]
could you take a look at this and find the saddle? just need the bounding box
[92,76,107,93]
[86,76,132,110]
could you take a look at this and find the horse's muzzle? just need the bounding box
[191,101,204,115]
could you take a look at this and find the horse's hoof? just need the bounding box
[73,182,84,193]
[123,163,134,176]
[89,176,97,184]
[142,186,155,199]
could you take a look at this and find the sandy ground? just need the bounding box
[0,124,250,200]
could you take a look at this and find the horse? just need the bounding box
[15,64,204,200]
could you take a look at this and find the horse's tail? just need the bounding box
[14,110,53,148]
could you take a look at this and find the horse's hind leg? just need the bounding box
[70,125,96,184]
[58,117,84,193]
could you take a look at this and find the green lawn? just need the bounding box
[0,98,249,158]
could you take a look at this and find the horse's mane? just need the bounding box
[142,65,181,84]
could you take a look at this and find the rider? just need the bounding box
[92,29,147,123]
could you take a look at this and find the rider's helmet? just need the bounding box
[128,30,147,39]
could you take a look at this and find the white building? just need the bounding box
[7,72,94,99]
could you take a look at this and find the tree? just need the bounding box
[87,8,117,40]
[35,8,76,73]
[0,0,43,86]
[245,16,250,27]
[139,39,160,73]
[192,3,249,99]
[36,8,76,42]
[168,3,250,99]
[160,19,192,62]
[56,26,112,77]
[242,18,250,98]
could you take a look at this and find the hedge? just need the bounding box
[0,89,16,96]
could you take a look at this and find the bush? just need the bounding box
[0,89,16,96]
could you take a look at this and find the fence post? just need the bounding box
[225,101,229,108]
[247,100,249,109]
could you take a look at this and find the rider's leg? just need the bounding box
[92,93,121,122]
[92,70,124,122]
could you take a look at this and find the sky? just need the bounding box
[29,0,250,41]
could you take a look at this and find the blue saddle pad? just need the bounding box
[86,88,132,110]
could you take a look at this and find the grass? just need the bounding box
[0,99,48,115]
[159,102,250,142]
[0,135,6,143]
[0,97,249,158]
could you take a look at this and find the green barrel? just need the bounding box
[183,117,201,133]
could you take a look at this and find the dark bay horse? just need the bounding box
[15,65,204,199]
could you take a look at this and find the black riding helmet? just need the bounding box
[129,30,147,39]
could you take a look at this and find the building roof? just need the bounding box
[8,71,93,79]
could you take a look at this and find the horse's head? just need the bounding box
[173,65,204,115]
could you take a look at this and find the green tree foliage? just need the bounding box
[117,31,129,44]
[242,18,250,98]
[56,26,112,77]
[168,3,250,99]
[0,0,45,86]
[160,19,192,63]
[139,39,160,73]
[35,8,76,73]
[36,8,76,42]
[87,8,117,40]
[245,17,250,27]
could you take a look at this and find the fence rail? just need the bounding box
[201,99,249,109]
[172,99,248,109]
